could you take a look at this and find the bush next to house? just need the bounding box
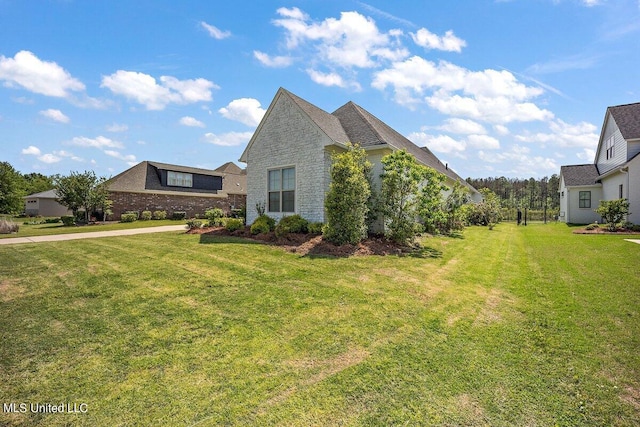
[250,214,275,235]
[140,210,152,221]
[324,143,372,245]
[186,219,203,230]
[225,218,244,232]
[275,215,309,238]
[308,222,324,235]
[152,210,167,220]
[205,208,225,226]
[172,211,187,220]
[120,213,137,223]
[61,215,76,226]
[595,198,630,231]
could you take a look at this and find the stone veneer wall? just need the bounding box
[109,191,246,219]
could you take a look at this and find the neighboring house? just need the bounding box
[23,189,72,217]
[559,102,640,224]
[107,161,246,219]
[239,87,481,226]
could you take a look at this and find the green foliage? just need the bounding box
[22,172,54,196]
[585,223,600,231]
[225,218,244,232]
[275,215,309,238]
[250,214,275,235]
[205,208,225,226]
[255,201,266,217]
[308,222,324,235]
[140,210,152,221]
[61,215,76,226]
[171,211,187,220]
[380,150,427,244]
[120,213,137,223]
[465,188,502,229]
[0,162,26,214]
[186,219,203,230]
[595,198,630,231]
[324,144,372,245]
[53,170,112,222]
[417,167,448,234]
[443,180,470,233]
[152,210,167,220]
[124,210,139,220]
[0,218,19,234]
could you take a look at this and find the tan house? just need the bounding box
[23,189,72,217]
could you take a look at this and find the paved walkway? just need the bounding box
[625,239,640,245]
[0,225,187,245]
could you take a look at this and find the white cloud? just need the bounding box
[515,119,599,148]
[494,124,510,135]
[21,145,41,155]
[0,50,85,98]
[104,150,137,165]
[373,56,552,123]
[408,132,466,154]
[101,70,217,110]
[37,153,62,164]
[578,148,596,161]
[200,21,231,39]
[53,150,83,162]
[253,51,293,68]
[106,123,128,132]
[179,116,205,127]
[68,136,124,149]
[478,145,558,176]
[218,98,265,127]
[39,108,70,123]
[438,118,486,134]
[466,134,500,150]
[271,8,409,69]
[306,69,348,88]
[203,131,253,146]
[411,28,466,52]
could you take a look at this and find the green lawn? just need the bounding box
[0,218,185,239]
[1,223,639,426]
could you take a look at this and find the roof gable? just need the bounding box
[608,102,640,140]
[560,164,600,186]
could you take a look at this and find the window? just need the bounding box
[619,184,624,199]
[167,171,193,187]
[605,136,615,160]
[579,191,591,208]
[268,167,295,212]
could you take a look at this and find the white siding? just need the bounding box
[628,141,640,161]
[559,175,568,222]
[628,154,640,224]
[596,117,627,174]
[565,186,602,224]
[245,93,333,225]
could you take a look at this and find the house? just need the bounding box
[559,102,640,224]
[239,87,481,226]
[23,189,72,217]
[107,161,246,219]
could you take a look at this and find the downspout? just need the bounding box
[620,166,629,222]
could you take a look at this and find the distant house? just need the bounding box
[23,189,72,217]
[559,102,640,224]
[239,87,481,227]
[107,161,246,219]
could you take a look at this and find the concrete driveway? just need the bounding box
[0,225,187,245]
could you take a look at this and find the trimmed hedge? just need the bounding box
[120,213,137,223]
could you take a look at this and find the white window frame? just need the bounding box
[267,167,295,213]
[605,136,615,160]
[167,171,193,188]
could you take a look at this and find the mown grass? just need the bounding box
[0,218,184,239]
[0,223,638,426]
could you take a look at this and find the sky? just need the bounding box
[1,0,639,180]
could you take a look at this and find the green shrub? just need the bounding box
[250,214,275,235]
[186,219,203,229]
[596,199,630,232]
[45,217,61,224]
[140,210,152,221]
[124,210,139,220]
[308,222,324,235]
[275,215,309,237]
[120,213,137,223]
[171,211,187,220]
[205,208,225,225]
[152,210,167,220]
[0,218,19,234]
[225,218,244,232]
[61,216,76,226]
[585,223,600,231]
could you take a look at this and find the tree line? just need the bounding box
[465,175,560,211]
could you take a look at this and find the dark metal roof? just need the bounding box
[560,164,600,186]
[608,102,640,140]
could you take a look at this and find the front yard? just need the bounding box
[1,223,639,425]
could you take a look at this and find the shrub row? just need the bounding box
[250,214,323,237]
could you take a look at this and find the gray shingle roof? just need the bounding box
[283,89,350,144]
[608,102,640,140]
[560,164,600,186]
[24,189,58,199]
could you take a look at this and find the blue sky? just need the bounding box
[1,0,639,179]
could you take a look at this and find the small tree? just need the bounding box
[54,171,112,222]
[0,162,26,214]
[417,167,447,234]
[380,150,426,244]
[478,188,502,229]
[324,143,371,245]
[595,198,630,231]
[443,180,470,233]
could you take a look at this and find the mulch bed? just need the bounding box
[572,227,640,235]
[187,226,419,257]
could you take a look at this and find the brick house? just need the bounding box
[107,161,246,219]
[239,87,480,227]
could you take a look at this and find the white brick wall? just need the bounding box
[245,93,334,225]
